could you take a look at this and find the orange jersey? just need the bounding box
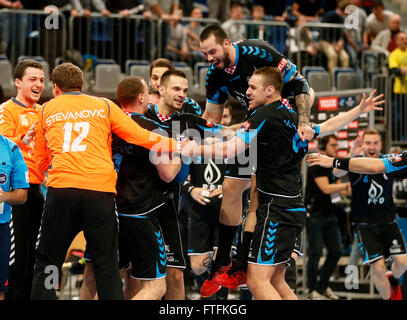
[35,92,177,193]
[0,98,44,184]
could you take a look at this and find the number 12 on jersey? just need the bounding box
[63,122,89,152]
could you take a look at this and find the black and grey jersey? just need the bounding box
[145,104,222,139]
[112,113,170,216]
[205,39,297,110]
[182,97,202,116]
[145,104,223,196]
[349,156,396,225]
[235,99,314,200]
[382,151,407,178]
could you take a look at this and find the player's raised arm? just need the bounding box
[202,101,224,123]
[318,89,384,137]
[306,153,386,174]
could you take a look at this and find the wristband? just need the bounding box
[182,181,195,194]
[333,157,350,171]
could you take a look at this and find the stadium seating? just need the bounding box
[125,59,149,75]
[92,63,122,94]
[302,66,326,80]
[198,65,209,92]
[126,60,150,83]
[194,62,210,84]
[337,72,360,91]
[307,71,331,92]
[0,57,16,97]
[174,64,195,87]
[333,67,356,89]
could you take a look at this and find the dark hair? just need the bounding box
[199,25,228,44]
[50,63,83,92]
[160,69,187,87]
[224,101,232,113]
[372,0,384,9]
[252,66,284,93]
[149,58,175,77]
[362,128,382,141]
[117,76,146,106]
[231,1,243,9]
[318,134,338,151]
[14,59,44,80]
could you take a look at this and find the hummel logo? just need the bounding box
[335,160,341,168]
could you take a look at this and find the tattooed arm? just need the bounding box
[295,92,314,141]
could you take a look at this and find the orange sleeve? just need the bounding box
[0,107,25,148]
[109,102,177,152]
[34,108,51,174]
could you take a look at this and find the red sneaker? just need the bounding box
[386,271,402,300]
[217,268,247,290]
[200,263,231,298]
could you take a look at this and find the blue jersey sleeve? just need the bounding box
[182,98,202,116]
[381,152,407,176]
[10,143,29,190]
[235,109,267,144]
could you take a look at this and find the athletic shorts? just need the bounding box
[224,150,255,180]
[0,222,10,293]
[188,203,219,256]
[156,197,186,269]
[356,221,407,265]
[118,208,166,280]
[248,196,306,266]
[281,72,310,98]
[293,233,303,257]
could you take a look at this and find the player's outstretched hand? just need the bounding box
[359,89,385,114]
[297,123,315,141]
[305,153,334,168]
[22,121,37,145]
[349,136,363,157]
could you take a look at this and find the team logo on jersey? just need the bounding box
[206,121,213,127]
[277,58,288,71]
[367,180,384,205]
[389,239,402,254]
[0,173,7,185]
[204,159,222,186]
[242,121,251,130]
[390,155,402,163]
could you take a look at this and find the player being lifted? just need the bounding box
[197,24,316,297]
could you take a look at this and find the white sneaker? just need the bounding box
[322,287,340,300]
[309,290,329,300]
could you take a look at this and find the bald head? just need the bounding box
[389,14,401,32]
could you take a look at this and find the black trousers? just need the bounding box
[31,187,123,300]
[7,184,44,300]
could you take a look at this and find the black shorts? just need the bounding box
[224,162,253,180]
[33,187,123,299]
[188,203,219,256]
[248,197,306,266]
[293,234,303,257]
[281,72,310,98]
[0,222,10,293]
[356,221,407,265]
[118,208,166,280]
[224,145,256,180]
[156,196,186,269]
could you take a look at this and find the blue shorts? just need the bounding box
[0,222,11,292]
